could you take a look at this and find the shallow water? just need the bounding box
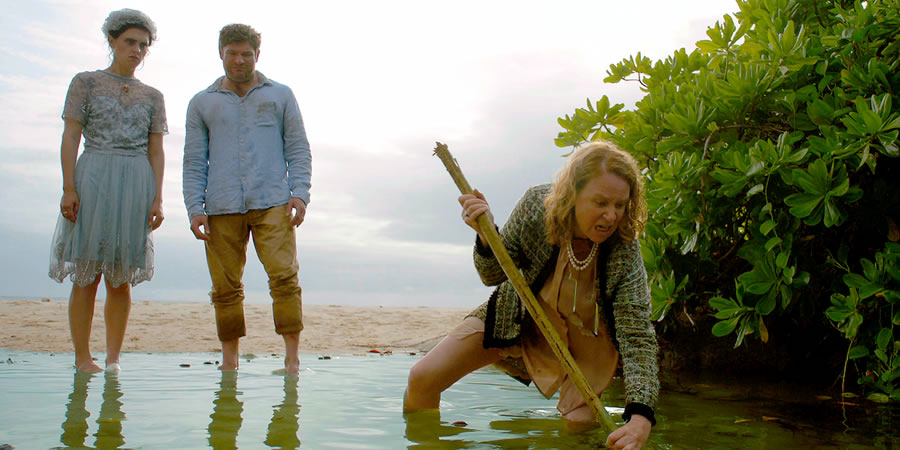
[0,350,897,449]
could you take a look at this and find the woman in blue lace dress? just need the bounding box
[49,9,166,373]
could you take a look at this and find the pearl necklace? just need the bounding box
[566,239,598,271]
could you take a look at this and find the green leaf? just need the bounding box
[739,276,773,295]
[760,220,776,236]
[756,290,776,315]
[712,315,741,337]
[776,251,789,268]
[697,39,720,53]
[784,193,820,218]
[779,284,792,309]
[823,199,841,228]
[858,283,883,300]
[765,237,782,252]
[792,271,810,287]
[876,328,892,350]
[709,296,737,311]
[825,307,850,323]
[848,345,869,359]
[829,178,850,197]
[843,273,869,289]
[747,184,764,198]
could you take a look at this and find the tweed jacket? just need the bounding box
[468,184,660,416]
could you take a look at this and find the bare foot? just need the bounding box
[76,360,103,373]
[106,362,121,373]
[218,362,238,371]
[284,355,300,376]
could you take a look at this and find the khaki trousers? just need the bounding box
[205,204,303,341]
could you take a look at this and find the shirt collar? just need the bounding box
[206,71,272,93]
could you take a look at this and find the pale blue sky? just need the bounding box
[0,0,735,306]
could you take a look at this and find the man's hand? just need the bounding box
[288,197,306,227]
[190,214,211,241]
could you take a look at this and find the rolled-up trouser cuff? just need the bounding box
[212,293,247,341]
[272,290,303,335]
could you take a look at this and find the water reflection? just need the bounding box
[207,372,303,449]
[95,372,126,448]
[58,371,127,449]
[59,372,92,448]
[264,375,302,448]
[403,410,473,449]
[208,371,243,449]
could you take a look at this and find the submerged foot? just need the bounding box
[218,362,239,371]
[75,361,103,373]
[106,362,121,373]
[284,356,300,376]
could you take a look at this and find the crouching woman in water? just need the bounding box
[405,141,659,449]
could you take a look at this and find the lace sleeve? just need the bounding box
[62,73,89,124]
[150,89,168,134]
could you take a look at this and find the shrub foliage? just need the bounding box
[556,0,900,400]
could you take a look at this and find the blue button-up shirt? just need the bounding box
[183,72,311,219]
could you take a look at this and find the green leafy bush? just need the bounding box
[556,0,899,399]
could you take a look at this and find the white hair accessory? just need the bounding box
[101,8,157,42]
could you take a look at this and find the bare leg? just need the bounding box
[69,275,103,373]
[103,279,131,369]
[220,339,240,371]
[282,332,300,375]
[404,330,504,411]
[562,404,599,430]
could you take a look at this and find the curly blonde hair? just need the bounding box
[544,140,647,245]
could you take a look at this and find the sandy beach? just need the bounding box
[0,299,470,355]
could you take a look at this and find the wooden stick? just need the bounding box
[432,142,617,432]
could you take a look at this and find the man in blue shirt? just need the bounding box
[183,23,311,375]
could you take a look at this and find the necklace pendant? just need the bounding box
[122,84,129,94]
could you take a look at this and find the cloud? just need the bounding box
[1,0,740,306]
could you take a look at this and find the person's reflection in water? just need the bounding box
[94,371,127,448]
[60,372,93,448]
[264,375,301,448]
[208,371,243,449]
[59,371,128,449]
[403,410,472,449]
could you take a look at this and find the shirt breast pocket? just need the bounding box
[255,101,278,127]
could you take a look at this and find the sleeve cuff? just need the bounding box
[188,208,206,219]
[623,402,656,426]
[475,234,493,257]
[474,226,500,257]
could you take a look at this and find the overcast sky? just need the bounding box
[0,0,735,307]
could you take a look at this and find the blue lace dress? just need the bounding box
[49,70,167,287]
